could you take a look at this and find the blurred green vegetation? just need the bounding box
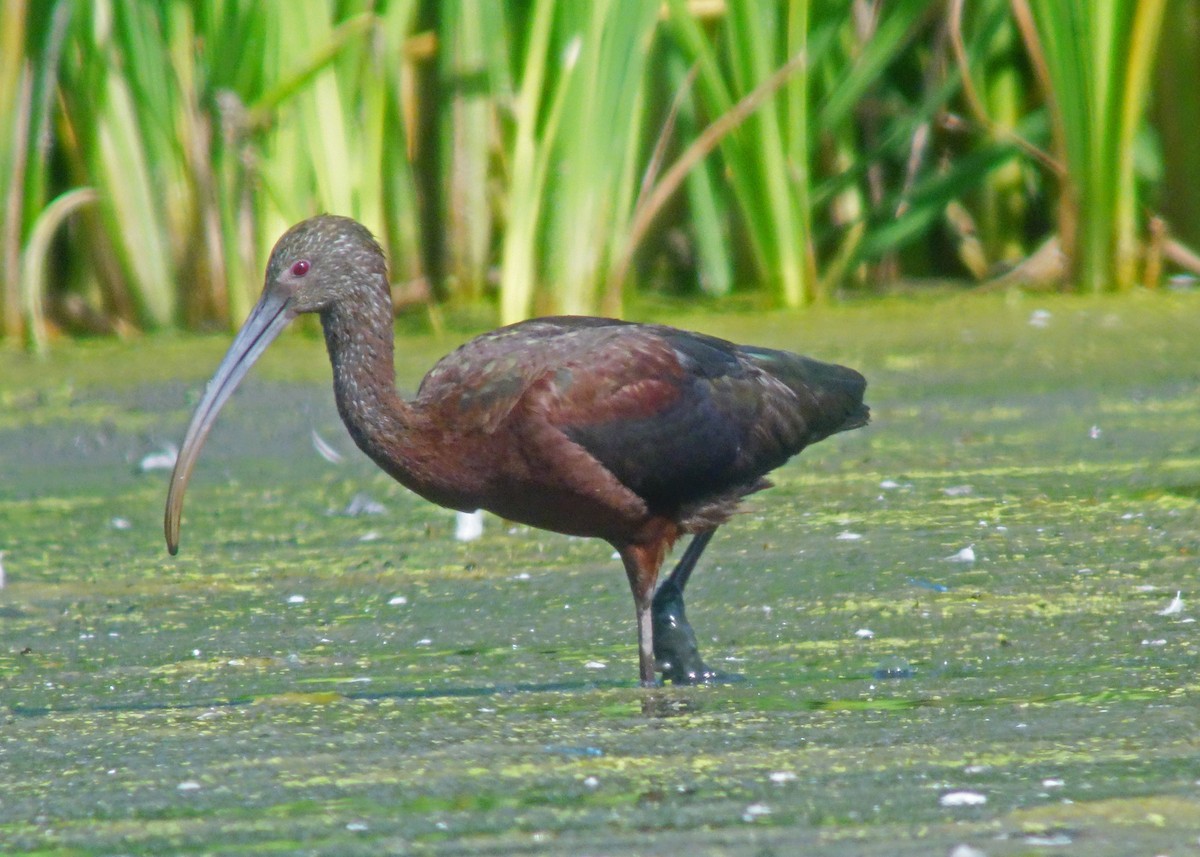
[2,0,1198,351]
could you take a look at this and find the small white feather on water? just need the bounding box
[948,845,987,857]
[742,802,772,822]
[946,545,976,562]
[940,790,987,807]
[1158,591,1184,616]
[311,429,344,464]
[342,493,386,516]
[455,510,484,542]
[836,531,863,541]
[0,550,6,588]
[138,444,178,472]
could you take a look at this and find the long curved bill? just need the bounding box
[164,289,295,555]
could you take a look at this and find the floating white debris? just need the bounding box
[1028,309,1051,328]
[836,531,863,541]
[138,444,178,472]
[1041,777,1065,788]
[343,493,386,516]
[948,845,987,857]
[946,545,976,563]
[358,530,381,542]
[1142,638,1167,647]
[287,595,306,604]
[1157,591,1184,616]
[742,802,772,822]
[311,429,344,464]
[941,485,973,497]
[940,790,987,807]
[1089,425,1102,440]
[769,771,797,784]
[455,510,484,542]
[110,517,132,530]
[583,775,600,789]
[176,781,202,792]
[584,660,607,670]
[0,550,5,588]
[855,628,875,639]
[416,638,432,646]
[880,479,901,489]
[346,821,369,832]
[388,595,408,606]
[511,572,531,581]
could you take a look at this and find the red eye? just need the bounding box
[291,259,310,277]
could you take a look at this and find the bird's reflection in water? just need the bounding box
[640,691,706,719]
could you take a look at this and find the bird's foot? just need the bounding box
[651,583,737,685]
[656,652,726,685]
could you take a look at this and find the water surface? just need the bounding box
[2,293,1199,855]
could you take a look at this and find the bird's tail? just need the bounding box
[743,348,870,440]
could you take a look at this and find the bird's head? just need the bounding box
[163,215,388,555]
[262,215,388,315]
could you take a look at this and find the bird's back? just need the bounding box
[571,325,868,516]
[418,317,868,533]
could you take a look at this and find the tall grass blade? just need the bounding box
[498,0,563,324]
[2,1,70,341]
[668,52,731,297]
[544,1,659,316]
[1114,0,1166,289]
[1027,0,1165,291]
[20,188,98,354]
[438,0,505,302]
[608,50,808,300]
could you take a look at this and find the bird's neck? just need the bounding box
[320,294,420,471]
[319,290,479,512]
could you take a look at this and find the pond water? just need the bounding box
[2,293,1199,855]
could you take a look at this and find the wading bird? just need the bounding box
[165,216,869,685]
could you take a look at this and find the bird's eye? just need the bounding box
[291,259,311,277]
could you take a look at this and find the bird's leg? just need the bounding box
[652,529,722,684]
[618,543,665,687]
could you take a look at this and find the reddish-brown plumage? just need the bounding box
[165,216,869,686]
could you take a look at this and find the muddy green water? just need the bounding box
[2,292,1199,855]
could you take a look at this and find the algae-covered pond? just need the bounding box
[2,293,1200,855]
